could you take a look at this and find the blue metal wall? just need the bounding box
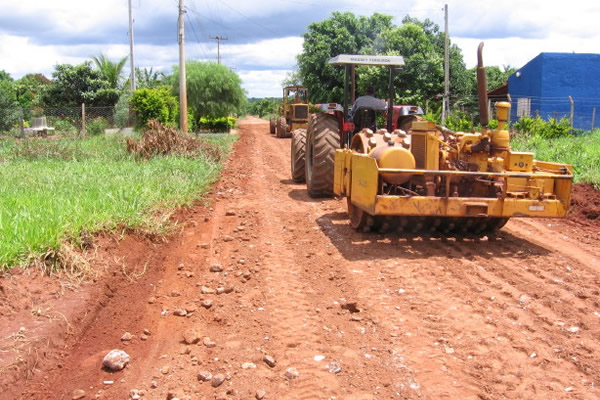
[508,53,600,130]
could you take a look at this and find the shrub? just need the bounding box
[513,115,571,138]
[86,117,108,136]
[445,111,473,132]
[198,117,236,132]
[51,119,77,134]
[130,86,178,129]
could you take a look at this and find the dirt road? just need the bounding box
[3,117,600,399]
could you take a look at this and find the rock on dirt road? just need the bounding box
[2,116,600,399]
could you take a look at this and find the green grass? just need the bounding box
[511,129,600,187]
[0,134,236,270]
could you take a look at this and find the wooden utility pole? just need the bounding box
[128,0,136,92]
[179,0,188,133]
[209,35,228,64]
[442,4,449,125]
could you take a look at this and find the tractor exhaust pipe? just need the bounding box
[477,42,489,127]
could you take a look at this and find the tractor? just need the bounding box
[269,86,309,138]
[296,45,573,233]
[291,54,424,187]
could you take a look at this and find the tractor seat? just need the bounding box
[353,107,376,133]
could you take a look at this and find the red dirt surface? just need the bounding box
[2,117,600,400]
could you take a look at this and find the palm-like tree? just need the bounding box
[91,54,129,89]
[135,67,166,89]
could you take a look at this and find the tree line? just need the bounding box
[291,12,515,125]
[1,11,518,133]
[0,55,246,133]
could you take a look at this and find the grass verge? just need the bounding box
[511,129,600,187]
[0,133,236,271]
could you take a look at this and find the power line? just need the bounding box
[185,12,210,60]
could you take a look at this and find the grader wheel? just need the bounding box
[269,117,276,134]
[290,129,306,183]
[276,117,287,138]
[305,113,339,198]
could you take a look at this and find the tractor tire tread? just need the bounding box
[306,113,339,197]
[291,128,307,183]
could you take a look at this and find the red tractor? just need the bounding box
[291,54,424,196]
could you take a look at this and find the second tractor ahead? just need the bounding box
[269,86,310,138]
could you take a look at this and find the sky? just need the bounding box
[0,0,598,98]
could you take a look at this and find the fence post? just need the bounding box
[568,96,574,132]
[18,107,25,139]
[592,107,596,131]
[81,103,86,135]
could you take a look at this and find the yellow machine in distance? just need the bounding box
[270,86,309,138]
[333,44,573,233]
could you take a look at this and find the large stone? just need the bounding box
[197,370,212,382]
[183,329,200,344]
[210,264,223,272]
[263,355,276,368]
[284,367,299,379]
[203,337,217,348]
[102,349,130,371]
[211,373,226,387]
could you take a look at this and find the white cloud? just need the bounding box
[239,69,292,98]
[0,0,599,97]
[220,37,303,69]
[0,34,76,77]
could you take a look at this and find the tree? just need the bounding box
[297,12,394,103]
[0,70,13,82]
[91,54,129,90]
[247,98,279,118]
[296,12,475,112]
[42,62,120,107]
[136,67,166,89]
[172,61,246,126]
[282,70,302,87]
[0,72,18,131]
[14,73,51,109]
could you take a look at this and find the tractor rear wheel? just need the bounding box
[269,117,276,134]
[291,128,306,183]
[305,113,339,198]
[276,117,287,138]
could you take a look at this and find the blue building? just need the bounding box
[504,53,600,130]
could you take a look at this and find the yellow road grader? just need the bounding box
[270,86,310,138]
[296,43,573,233]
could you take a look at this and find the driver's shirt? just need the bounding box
[350,95,388,119]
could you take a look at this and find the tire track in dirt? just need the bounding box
[317,207,600,399]
[9,117,600,400]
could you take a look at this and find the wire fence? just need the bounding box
[0,104,135,137]
[479,95,600,131]
[2,95,599,138]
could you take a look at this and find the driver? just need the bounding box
[349,86,387,121]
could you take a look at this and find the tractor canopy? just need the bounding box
[328,54,405,67]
